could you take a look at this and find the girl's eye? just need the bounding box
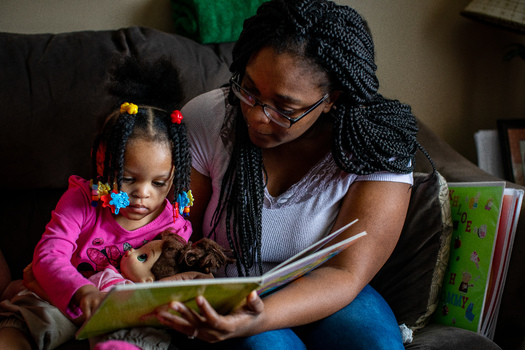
[137,253,148,263]
[153,181,166,187]
[123,178,134,183]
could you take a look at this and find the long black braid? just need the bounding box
[91,55,191,199]
[213,0,434,276]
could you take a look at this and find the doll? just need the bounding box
[90,230,235,350]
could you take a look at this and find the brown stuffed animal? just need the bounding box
[150,229,235,280]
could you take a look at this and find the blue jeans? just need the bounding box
[171,284,404,350]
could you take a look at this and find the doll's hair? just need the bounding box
[150,230,235,280]
[212,0,434,276]
[90,55,191,197]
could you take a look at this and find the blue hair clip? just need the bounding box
[175,190,193,218]
[109,191,130,215]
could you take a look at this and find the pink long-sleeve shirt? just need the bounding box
[31,175,192,318]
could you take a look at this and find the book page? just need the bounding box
[265,219,358,275]
[258,231,366,296]
[76,277,261,339]
[77,220,363,339]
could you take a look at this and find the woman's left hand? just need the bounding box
[144,290,264,342]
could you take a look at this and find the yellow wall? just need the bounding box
[1,0,525,163]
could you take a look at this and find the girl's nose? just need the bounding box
[133,185,150,198]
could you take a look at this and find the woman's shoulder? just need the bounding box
[182,88,229,125]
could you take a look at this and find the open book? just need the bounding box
[433,182,523,339]
[76,219,366,339]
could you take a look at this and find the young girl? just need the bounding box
[0,55,193,350]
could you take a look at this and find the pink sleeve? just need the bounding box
[32,176,95,318]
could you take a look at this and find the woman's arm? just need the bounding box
[153,180,411,341]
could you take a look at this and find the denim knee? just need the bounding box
[295,284,404,350]
[226,328,307,350]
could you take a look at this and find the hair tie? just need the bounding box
[120,102,138,115]
[171,110,183,124]
[173,190,193,222]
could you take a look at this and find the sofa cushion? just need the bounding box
[371,172,452,331]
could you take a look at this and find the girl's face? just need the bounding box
[120,239,163,283]
[240,46,337,149]
[116,138,174,230]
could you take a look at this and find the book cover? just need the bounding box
[433,182,523,338]
[76,220,365,339]
[433,182,505,333]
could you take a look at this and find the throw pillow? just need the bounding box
[370,171,452,331]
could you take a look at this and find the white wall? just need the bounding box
[1,0,525,163]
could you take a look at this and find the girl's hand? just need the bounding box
[72,284,106,326]
[146,290,264,342]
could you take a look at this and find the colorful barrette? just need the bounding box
[173,190,194,221]
[90,180,111,207]
[120,102,138,115]
[171,110,183,124]
[101,191,130,215]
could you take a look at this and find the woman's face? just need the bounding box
[240,46,337,149]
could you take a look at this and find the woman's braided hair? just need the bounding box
[91,55,191,199]
[213,0,433,276]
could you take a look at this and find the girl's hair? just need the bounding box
[91,55,191,198]
[150,230,235,280]
[213,0,434,276]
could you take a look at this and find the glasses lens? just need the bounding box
[232,83,256,107]
[263,108,292,128]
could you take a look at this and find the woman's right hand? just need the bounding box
[147,290,265,342]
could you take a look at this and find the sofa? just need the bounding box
[0,26,523,350]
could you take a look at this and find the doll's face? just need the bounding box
[120,240,163,283]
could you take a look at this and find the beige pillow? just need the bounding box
[370,172,452,331]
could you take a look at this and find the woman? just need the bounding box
[154,0,429,348]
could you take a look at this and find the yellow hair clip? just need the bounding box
[120,102,138,115]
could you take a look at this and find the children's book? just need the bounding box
[76,219,366,339]
[433,182,523,339]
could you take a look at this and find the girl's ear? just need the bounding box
[322,90,341,114]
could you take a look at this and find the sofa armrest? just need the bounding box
[415,119,525,349]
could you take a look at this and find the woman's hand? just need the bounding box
[146,290,264,342]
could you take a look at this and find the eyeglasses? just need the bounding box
[230,73,329,128]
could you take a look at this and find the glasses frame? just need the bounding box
[230,73,329,128]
